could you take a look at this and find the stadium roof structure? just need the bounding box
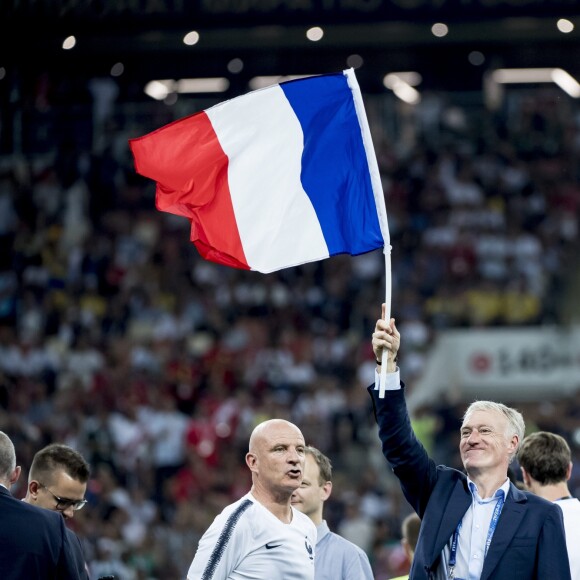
[2,1,580,99]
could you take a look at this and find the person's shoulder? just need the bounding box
[525,492,554,506]
[65,526,84,546]
[1,493,66,536]
[326,531,367,555]
[291,506,316,527]
[12,496,64,525]
[558,497,580,509]
[512,486,566,511]
[229,493,255,508]
[211,494,256,527]
[510,485,546,504]
[15,501,68,541]
[37,505,67,531]
[324,532,373,574]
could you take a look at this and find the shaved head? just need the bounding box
[246,419,306,504]
[248,419,303,453]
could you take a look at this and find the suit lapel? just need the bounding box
[430,478,472,564]
[480,484,527,580]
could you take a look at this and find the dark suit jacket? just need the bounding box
[368,384,572,580]
[67,526,91,579]
[0,485,80,579]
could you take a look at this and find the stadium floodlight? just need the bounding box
[383,72,422,104]
[248,75,313,90]
[491,67,580,98]
[144,78,230,100]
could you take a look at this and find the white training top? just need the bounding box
[555,497,580,580]
[187,492,317,580]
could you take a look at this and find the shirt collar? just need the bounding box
[316,520,331,543]
[467,477,510,502]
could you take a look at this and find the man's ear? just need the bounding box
[9,465,21,486]
[320,481,332,502]
[245,452,257,472]
[566,462,573,481]
[28,479,41,497]
[508,434,519,456]
[520,466,531,488]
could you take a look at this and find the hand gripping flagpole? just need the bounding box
[345,69,392,399]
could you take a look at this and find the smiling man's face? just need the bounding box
[459,409,516,475]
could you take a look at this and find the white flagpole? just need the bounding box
[345,68,392,398]
[379,248,392,398]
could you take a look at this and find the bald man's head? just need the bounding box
[248,419,303,453]
[246,419,306,500]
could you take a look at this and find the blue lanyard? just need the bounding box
[448,493,505,579]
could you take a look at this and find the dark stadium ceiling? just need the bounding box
[3,1,580,97]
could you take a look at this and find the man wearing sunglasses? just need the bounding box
[24,443,91,579]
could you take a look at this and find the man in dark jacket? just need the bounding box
[368,305,570,580]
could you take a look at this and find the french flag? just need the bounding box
[129,69,389,273]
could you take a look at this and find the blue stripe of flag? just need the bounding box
[280,73,383,256]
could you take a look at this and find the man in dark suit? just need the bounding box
[24,443,91,579]
[369,306,571,580]
[0,431,79,579]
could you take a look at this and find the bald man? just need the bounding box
[187,418,317,580]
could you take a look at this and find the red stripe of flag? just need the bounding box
[130,111,248,270]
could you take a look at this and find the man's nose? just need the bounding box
[467,429,481,443]
[62,505,75,519]
[287,448,301,462]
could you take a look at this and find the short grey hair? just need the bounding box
[462,401,525,464]
[0,431,16,480]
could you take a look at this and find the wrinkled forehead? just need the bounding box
[461,408,508,431]
[251,420,304,450]
[265,423,304,446]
